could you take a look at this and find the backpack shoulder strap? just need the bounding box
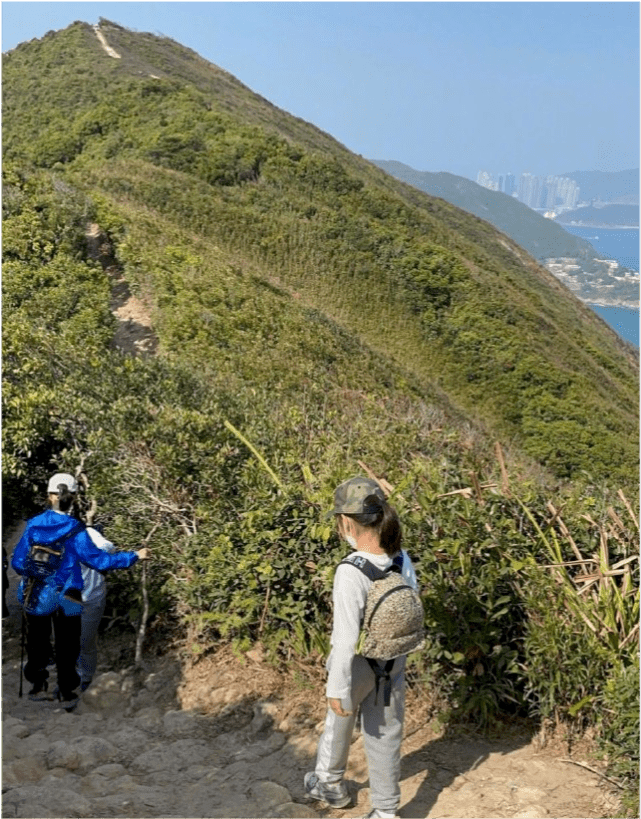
[339,556,387,582]
[392,552,404,570]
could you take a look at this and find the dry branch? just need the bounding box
[134,521,161,668]
[617,489,639,530]
[494,441,509,494]
[560,759,624,789]
[356,460,395,496]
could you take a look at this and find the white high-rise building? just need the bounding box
[477,171,495,189]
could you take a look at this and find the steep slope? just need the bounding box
[2,19,638,485]
[370,160,599,260]
[557,203,639,228]
[3,23,640,785]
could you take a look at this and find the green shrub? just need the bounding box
[598,658,639,814]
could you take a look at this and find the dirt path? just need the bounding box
[85,223,158,356]
[93,24,121,60]
[2,523,620,819]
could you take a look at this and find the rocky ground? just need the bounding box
[2,519,622,819]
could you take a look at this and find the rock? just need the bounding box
[3,718,30,739]
[163,708,202,737]
[144,671,166,691]
[2,758,46,785]
[267,802,320,818]
[79,763,130,797]
[92,762,128,779]
[249,780,292,807]
[133,706,163,732]
[515,787,549,805]
[18,731,52,765]
[130,738,213,776]
[1,765,20,790]
[234,730,287,762]
[1,734,22,761]
[250,700,280,735]
[46,736,119,773]
[513,806,550,818]
[194,766,226,784]
[80,671,126,714]
[3,784,93,818]
[108,726,158,761]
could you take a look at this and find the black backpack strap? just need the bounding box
[366,657,395,707]
[339,555,387,582]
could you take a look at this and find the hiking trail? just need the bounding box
[93,25,120,60]
[3,522,621,818]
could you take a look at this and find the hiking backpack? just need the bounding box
[18,523,84,616]
[339,553,426,705]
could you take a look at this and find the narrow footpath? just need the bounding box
[3,522,620,819]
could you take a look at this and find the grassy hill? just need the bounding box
[370,160,602,261]
[2,22,639,787]
[558,203,640,228]
[3,19,638,487]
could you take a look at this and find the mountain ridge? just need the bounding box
[3,19,638,489]
[2,22,639,788]
[370,160,639,307]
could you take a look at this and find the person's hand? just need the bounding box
[328,697,352,717]
[136,548,151,561]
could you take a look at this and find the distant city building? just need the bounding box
[477,170,513,194]
[475,170,579,210]
[518,173,543,208]
[476,170,498,190]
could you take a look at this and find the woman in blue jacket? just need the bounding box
[12,472,151,707]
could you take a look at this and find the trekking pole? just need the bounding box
[19,609,25,697]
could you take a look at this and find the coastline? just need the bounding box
[586,300,639,309]
[558,223,639,230]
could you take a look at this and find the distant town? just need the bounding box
[476,170,581,214]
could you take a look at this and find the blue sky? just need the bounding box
[2,2,639,179]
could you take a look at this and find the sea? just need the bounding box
[563,224,639,347]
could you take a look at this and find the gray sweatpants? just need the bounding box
[315,654,405,813]
[77,591,107,685]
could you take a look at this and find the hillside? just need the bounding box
[370,161,640,306]
[558,203,640,228]
[3,20,638,486]
[2,22,639,800]
[370,160,599,260]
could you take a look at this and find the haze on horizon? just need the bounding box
[1,1,639,180]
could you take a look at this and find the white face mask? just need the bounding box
[345,534,357,549]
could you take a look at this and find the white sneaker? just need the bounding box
[359,810,399,818]
[304,771,352,808]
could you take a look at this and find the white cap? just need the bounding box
[47,473,78,494]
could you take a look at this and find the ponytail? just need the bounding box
[55,484,75,513]
[347,494,402,556]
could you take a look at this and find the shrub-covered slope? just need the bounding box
[3,19,638,486]
[370,159,600,260]
[3,23,639,797]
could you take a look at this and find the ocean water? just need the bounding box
[563,225,639,272]
[589,305,639,348]
[562,224,639,347]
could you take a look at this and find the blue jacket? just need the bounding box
[12,509,138,592]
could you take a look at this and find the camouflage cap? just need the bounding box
[328,476,386,517]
